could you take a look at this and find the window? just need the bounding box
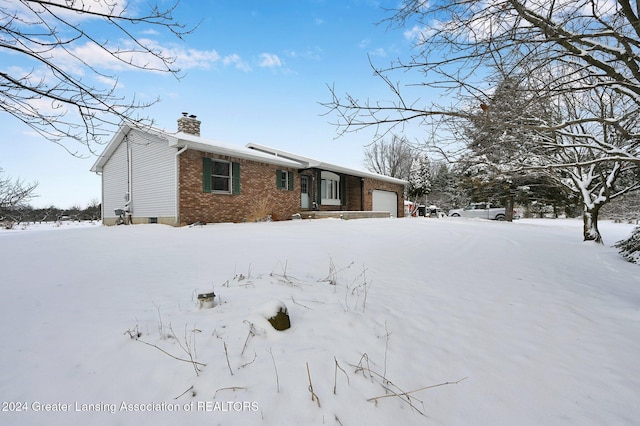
[320,171,341,205]
[276,170,294,190]
[212,161,230,192]
[203,158,240,194]
[321,179,339,199]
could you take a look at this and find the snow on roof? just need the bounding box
[91,123,406,186]
[246,143,408,185]
[90,122,303,172]
[167,131,303,168]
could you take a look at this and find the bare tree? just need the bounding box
[324,0,640,242]
[0,169,38,224]
[363,135,413,180]
[1,0,193,155]
[541,85,640,242]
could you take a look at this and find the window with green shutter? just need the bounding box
[232,162,241,194]
[203,158,240,194]
[276,170,294,191]
[276,170,284,189]
[203,158,212,193]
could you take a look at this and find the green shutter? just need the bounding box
[288,171,294,191]
[232,162,241,194]
[316,171,322,204]
[202,157,212,193]
[340,175,346,206]
[276,170,283,189]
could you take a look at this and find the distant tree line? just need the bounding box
[363,136,637,221]
[1,201,101,227]
[1,169,100,227]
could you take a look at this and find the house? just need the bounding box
[90,114,407,225]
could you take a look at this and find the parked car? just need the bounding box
[427,205,446,218]
[448,203,514,221]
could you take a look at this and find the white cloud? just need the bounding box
[223,54,252,72]
[173,48,221,70]
[404,24,425,41]
[8,0,127,24]
[296,46,323,61]
[140,29,160,36]
[258,53,282,68]
[369,47,386,57]
[59,39,224,73]
[95,75,124,89]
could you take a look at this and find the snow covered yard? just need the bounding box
[1,218,639,426]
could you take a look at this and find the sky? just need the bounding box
[0,0,434,209]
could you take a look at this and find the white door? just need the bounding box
[372,190,398,217]
[300,175,310,209]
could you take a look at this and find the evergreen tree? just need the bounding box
[460,74,557,220]
[407,154,432,204]
[615,227,640,264]
[428,162,466,210]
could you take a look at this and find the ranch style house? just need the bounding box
[90,113,407,226]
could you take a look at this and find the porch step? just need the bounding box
[298,211,392,220]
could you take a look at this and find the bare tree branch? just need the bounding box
[0,169,38,210]
[323,0,640,242]
[0,0,196,156]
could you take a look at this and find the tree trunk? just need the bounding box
[583,205,603,244]
[505,196,514,222]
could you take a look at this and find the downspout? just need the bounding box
[360,178,365,211]
[93,170,104,224]
[175,144,188,226]
[125,135,133,224]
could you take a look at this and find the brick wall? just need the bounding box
[344,175,364,211]
[177,149,405,224]
[178,150,300,225]
[313,172,364,212]
[363,178,405,218]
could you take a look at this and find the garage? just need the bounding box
[372,190,398,217]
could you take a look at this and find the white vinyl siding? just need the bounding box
[128,130,177,218]
[102,140,129,219]
[100,130,177,221]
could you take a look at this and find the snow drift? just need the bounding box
[1,218,639,425]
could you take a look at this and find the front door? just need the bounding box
[300,175,310,209]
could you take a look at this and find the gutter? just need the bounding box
[174,143,188,226]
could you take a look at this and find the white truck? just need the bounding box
[448,203,508,221]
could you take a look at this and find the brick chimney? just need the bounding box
[177,112,201,136]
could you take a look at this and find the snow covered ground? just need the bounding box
[1,217,639,426]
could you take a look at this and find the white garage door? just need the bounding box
[372,190,398,217]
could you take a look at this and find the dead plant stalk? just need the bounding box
[306,362,321,408]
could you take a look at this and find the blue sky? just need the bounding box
[1,0,429,209]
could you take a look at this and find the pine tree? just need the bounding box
[407,154,432,204]
[615,227,640,264]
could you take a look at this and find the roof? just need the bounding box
[166,131,302,168]
[91,122,407,186]
[90,122,302,172]
[246,143,408,185]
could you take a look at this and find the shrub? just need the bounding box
[615,227,640,264]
